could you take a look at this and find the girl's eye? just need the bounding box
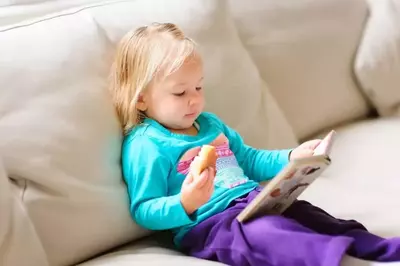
[196,86,202,91]
[173,91,185,97]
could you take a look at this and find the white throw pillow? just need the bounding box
[355,0,400,116]
[0,1,297,266]
[229,0,371,139]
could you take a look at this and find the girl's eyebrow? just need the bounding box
[175,77,204,86]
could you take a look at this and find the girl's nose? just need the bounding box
[189,93,200,106]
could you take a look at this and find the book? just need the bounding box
[236,130,336,223]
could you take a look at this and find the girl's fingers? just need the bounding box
[206,167,215,191]
[309,139,322,149]
[193,168,209,188]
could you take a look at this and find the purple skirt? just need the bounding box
[181,187,400,266]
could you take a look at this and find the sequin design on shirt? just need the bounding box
[214,142,249,188]
[176,134,249,189]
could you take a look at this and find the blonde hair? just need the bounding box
[109,22,197,135]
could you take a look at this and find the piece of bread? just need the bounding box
[190,145,217,177]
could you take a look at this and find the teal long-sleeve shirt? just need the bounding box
[122,112,291,245]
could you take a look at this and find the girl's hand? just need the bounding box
[180,167,216,215]
[290,139,322,160]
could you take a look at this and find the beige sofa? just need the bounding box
[1,0,400,265]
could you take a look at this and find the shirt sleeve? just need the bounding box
[206,113,292,182]
[122,135,195,231]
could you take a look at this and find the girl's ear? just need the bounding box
[136,94,147,111]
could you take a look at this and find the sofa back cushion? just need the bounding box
[355,0,400,117]
[0,157,49,266]
[0,7,143,266]
[0,0,112,26]
[229,0,371,139]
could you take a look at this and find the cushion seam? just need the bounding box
[0,0,132,32]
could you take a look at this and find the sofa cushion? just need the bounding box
[303,117,400,265]
[0,158,48,266]
[0,0,113,26]
[301,117,400,239]
[0,0,297,265]
[79,236,400,266]
[229,0,371,140]
[79,235,398,266]
[0,7,142,266]
[0,157,7,252]
[78,234,224,266]
[355,0,400,117]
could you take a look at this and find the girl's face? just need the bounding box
[138,53,205,131]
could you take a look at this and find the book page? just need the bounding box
[256,160,329,214]
[237,156,330,223]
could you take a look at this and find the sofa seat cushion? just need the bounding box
[301,117,400,238]
[302,117,400,265]
[78,234,224,266]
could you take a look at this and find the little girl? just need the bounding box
[109,22,400,266]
